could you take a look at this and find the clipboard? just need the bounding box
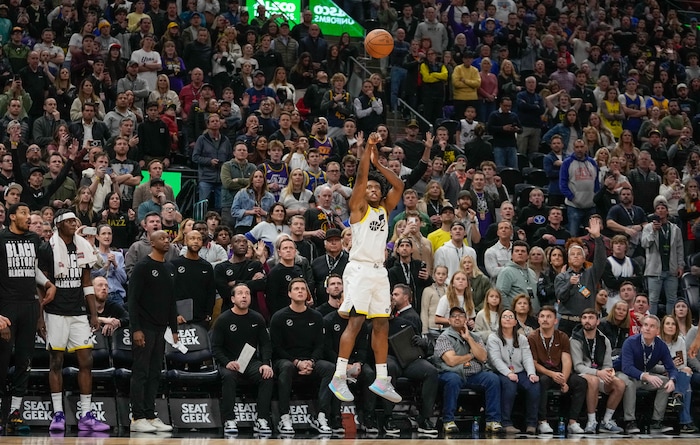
[388,326,422,368]
[176,299,194,322]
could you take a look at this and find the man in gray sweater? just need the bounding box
[570,308,628,434]
[555,216,605,336]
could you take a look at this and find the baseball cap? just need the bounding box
[458,190,472,199]
[166,103,177,110]
[396,237,413,247]
[451,221,466,229]
[150,178,165,187]
[649,129,661,136]
[201,83,213,89]
[406,119,419,128]
[127,60,139,67]
[98,20,111,29]
[325,228,342,239]
[191,12,203,19]
[612,45,621,51]
[28,166,45,177]
[449,306,466,316]
[485,17,495,22]
[4,183,22,197]
[253,69,265,77]
[108,43,121,51]
[441,205,455,214]
[167,22,180,29]
[11,27,22,33]
[677,83,688,91]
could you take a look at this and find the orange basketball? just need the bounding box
[364,29,394,59]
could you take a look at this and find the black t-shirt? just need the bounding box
[109,158,142,207]
[0,229,43,302]
[38,241,88,316]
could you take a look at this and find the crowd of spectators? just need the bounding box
[4,0,700,438]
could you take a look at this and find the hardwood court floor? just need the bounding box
[3,434,700,445]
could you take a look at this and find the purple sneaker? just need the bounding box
[78,411,110,432]
[50,411,66,432]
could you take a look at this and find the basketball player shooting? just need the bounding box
[329,132,405,403]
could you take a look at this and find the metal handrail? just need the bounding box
[397,98,434,133]
[348,56,433,133]
[348,56,373,78]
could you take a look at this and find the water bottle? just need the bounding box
[472,416,480,438]
[558,418,566,437]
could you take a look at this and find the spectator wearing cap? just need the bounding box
[640,128,669,171]
[434,220,477,281]
[642,201,685,315]
[116,61,150,112]
[271,22,299,72]
[3,182,22,206]
[435,305,503,434]
[4,27,30,73]
[137,177,174,222]
[95,20,119,59]
[309,227,349,305]
[33,28,65,72]
[245,70,277,112]
[131,33,162,91]
[70,34,99,86]
[675,83,698,119]
[158,22,185,57]
[182,12,206,47]
[221,0,241,26]
[452,52,481,120]
[20,146,75,211]
[427,203,458,251]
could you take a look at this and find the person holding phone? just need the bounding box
[79,150,119,213]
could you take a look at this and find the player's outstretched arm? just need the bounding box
[370,142,404,213]
[348,131,370,222]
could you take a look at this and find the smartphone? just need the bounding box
[408,217,418,225]
[106,167,113,175]
[420,261,427,270]
[13,75,19,81]
[90,140,102,147]
[83,227,97,236]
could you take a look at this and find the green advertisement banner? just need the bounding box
[309,0,365,37]
[246,0,301,29]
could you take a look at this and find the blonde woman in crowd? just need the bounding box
[420,265,449,335]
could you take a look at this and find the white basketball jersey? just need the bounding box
[349,205,388,264]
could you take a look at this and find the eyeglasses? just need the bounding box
[163,207,175,212]
[501,315,515,320]
[450,313,466,318]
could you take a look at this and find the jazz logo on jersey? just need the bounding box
[369,213,385,232]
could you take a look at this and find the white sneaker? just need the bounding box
[584,420,597,434]
[568,422,585,434]
[224,420,238,434]
[277,414,295,434]
[254,418,272,434]
[538,421,554,434]
[311,412,333,434]
[131,418,157,433]
[149,417,173,432]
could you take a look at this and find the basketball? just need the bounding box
[364,29,394,59]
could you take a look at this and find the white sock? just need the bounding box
[80,394,92,416]
[51,393,63,413]
[603,408,615,423]
[376,363,388,379]
[10,396,22,412]
[335,357,348,377]
[587,413,596,423]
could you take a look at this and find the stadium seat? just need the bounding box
[681,272,700,324]
[497,168,523,194]
[63,331,115,394]
[529,152,546,169]
[514,184,536,210]
[517,153,530,171]
[165,323,219,397]
[111,328,134,396]
[438,119,459,144]
[525,168,548,187]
